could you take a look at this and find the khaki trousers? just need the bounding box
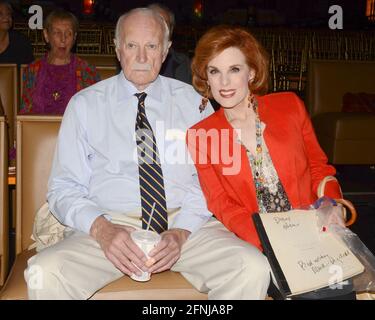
[25,210,271,300]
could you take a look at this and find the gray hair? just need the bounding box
[114,8,170,51]
[148,3,175,39]
[44,9,79,34]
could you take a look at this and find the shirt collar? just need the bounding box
[117,72,163,103]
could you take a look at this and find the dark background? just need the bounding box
[7,0,375,30]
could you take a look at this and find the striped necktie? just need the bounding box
[135,92,168,233]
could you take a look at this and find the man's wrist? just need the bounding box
[90,215,111,240]
[169,228,191,244]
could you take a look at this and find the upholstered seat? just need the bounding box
[0,248,206,300]
[0,116,207,300]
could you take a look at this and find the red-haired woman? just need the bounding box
[187,25,343,250]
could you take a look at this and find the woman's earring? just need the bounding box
[199,84,210,113]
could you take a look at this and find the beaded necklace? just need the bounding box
[225,95,264,195]
[224,94,263,186]
[249,97,265,202]
[226,96,292,213]
[249,98,291,212]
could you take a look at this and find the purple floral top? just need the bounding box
[13,55,101,161]
[32,55,77,114]
[19,54,100,115]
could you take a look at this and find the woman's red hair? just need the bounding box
[192,25,269,98]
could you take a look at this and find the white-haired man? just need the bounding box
[24,8,271,300]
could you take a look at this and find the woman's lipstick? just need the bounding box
[219,89,235,98]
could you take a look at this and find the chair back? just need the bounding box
[96,66,118,80]
[78,54,118,67]
[0,64,18,151]
[0,115,8,286]
[306,59,375,117]
[103,28,115,55]
[76,29,102,54]
[16,116,62,254]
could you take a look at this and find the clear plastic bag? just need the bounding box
[314,197,375,297]
[314,197,346,231]
[330,225,375,296]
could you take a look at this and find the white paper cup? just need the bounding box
[130,229,161,282]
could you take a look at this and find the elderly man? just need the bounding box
[24,8,271,300]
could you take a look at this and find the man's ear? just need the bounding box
[114,39,120,61]
[162,41,172,63]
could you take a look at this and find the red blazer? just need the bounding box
[187,92,342,250]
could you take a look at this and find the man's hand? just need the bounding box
[147,228,191,274]
[90,216,146,277]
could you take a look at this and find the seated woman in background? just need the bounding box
[187,25,344,249]
[19,9,100,115]
[0,0,34,65]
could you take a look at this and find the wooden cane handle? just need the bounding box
[335,198,357,227]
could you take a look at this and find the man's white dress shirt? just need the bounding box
[47,72,214,234]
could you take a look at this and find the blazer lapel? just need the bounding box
[216,109,258,212]
[258,97,297,206]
